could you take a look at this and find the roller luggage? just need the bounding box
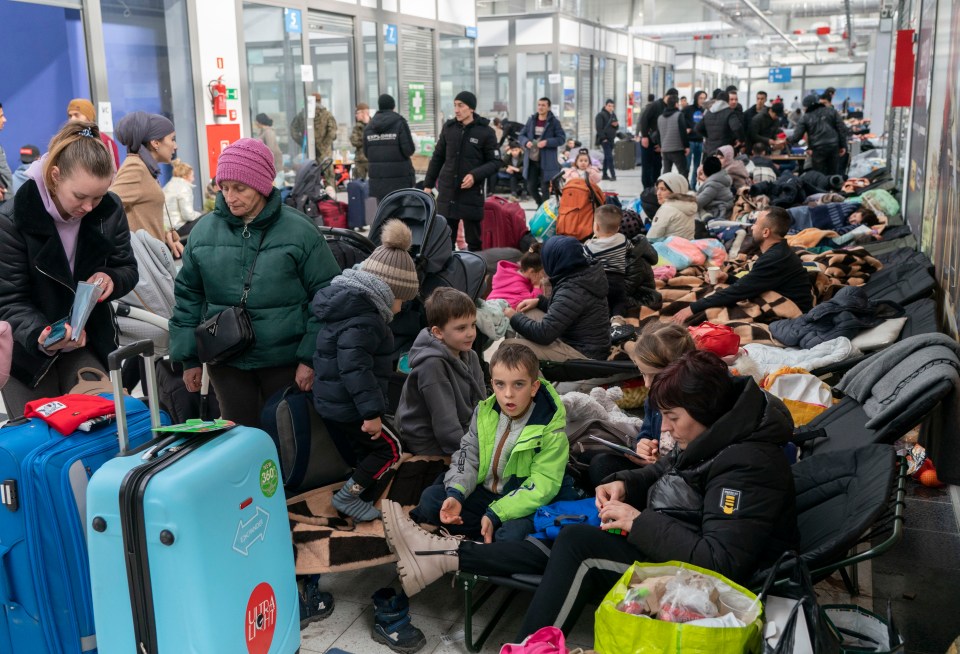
[86,341,299,654]
[0,376,161,653]
[317,199,349,229]
[614,139,636,170]
[482,196,529,250]
[347,179,376,228]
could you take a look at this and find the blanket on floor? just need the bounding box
[289,454,448,575]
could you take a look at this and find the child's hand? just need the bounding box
[480,515,494,543]
[634,438,659,465]
[515,298,539,313]
[362,417,382,439]
[440,497,463,525]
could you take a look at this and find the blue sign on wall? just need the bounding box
[768,67,792,83]
[284,8,302,34]
[465,26,478,39]
[385,24,398,45]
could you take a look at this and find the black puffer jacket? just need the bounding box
[509,262,611,359]
[424,115,501,223]
[625,235,661,310]
[697,102,744,156]
[364,110,417,201]
[611,377,799,585]
[790,104,848,150]
[770,285,904,349]
[0,180,138,387]
[311,275,394,423]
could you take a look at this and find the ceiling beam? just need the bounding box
[732,0,812,59]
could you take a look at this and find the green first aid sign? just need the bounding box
[408,83,426,123]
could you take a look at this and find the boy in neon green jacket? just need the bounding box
[409,342,569,542]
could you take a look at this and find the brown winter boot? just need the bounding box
[381,500,460,597]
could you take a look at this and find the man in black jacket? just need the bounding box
[423,91,500,251]
[595,99,619,181]
[696,90,744,158]
[748,102,785,154]
[637,88,677,189]
[672,207,813,324]
[789,94,849,176]
[743,90,768,130]
[364,94,417,201]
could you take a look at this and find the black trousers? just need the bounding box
[600,141,615,179]
[811,148,840,176]
[207,364,296,429]
[606,273,627,317]
[661,150,689,179]
[324,418,402,489]
[446,216,482,251]
[458,523,638,640]
[525,159,548,206]
[640,143,662,189]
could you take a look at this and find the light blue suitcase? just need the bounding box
[86,341,299,654]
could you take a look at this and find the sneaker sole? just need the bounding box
[381,501,426,598]
[372,626,427,654]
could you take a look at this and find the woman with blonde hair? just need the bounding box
[111,111,183,257]
[0,121,137,416]
[587,322,697,487]
[163,160,202,236]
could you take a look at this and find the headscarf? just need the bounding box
[114,111,175,178]
[541,236,592,285]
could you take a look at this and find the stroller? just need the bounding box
[113,230,219,421]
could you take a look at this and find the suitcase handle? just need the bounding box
[107,340,162,454]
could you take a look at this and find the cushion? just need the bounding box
[851,317,908,352]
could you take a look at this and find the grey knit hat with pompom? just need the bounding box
[362,220,419,301]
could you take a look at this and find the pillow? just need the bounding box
[851,317,908,352]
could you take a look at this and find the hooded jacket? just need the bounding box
[510,261,611,359]
[696,100,744,157]
[311,269,396,423]
[396,328,487,456]
[789,104,848,151]
[169,190,340,370]
[444,379,568,526]
[595,108,619,146]
[682,100,705,143]
[716,146,751,190]
[518,110,567,181]
[625,235,662,310]
[0,180,138,388]
[696,169,735,220]
[488,260,543,309]
[364,110,417,200]
[424,114,501,222]
[611,376,799,585]
[647,193,699,240]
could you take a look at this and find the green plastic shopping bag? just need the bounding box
[594,561,764,654]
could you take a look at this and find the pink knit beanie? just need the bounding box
[216,138,276,197]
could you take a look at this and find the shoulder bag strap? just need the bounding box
[239,227,269,307]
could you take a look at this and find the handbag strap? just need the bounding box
[239,227,269,307]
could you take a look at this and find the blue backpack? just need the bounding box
[531,497,601,541]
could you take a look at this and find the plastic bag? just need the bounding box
[530,198,559,240]
[659,569,721,623]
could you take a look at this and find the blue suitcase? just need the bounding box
[86,341,299,654]
[0,374,161,653]
[347,179,372,228]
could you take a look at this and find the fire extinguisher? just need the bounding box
[209,76,227,118]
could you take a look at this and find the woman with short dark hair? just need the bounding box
[381,350,799,641]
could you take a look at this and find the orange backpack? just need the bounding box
[556,177,605,241]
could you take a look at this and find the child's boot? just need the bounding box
[371,587,427,653]
[332,477,381,522]
[298,574,335,627]
[381,500,459,597]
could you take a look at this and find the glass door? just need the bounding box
[308,11,356,157]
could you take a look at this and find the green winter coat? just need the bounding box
[444,379,569,524]
[170,189,340,370]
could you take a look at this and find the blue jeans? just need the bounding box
[411,482,534,542]
[687,141,704,190]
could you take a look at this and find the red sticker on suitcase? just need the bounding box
[245,582,277,654]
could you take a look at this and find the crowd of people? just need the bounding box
[0,76,874,653]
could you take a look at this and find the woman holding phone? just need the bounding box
[0,121,137,417]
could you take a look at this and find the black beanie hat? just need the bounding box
[703,155,722,176]
[454,91,477,111]
[378,94,396,111]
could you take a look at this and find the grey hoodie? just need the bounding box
[697,169,735,220]
[396,328,487,456]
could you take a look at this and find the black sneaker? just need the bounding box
[371,588,427,653]
[299,577,335,628]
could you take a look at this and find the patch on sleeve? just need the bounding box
[720,488,741,515]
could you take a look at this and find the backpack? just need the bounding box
[317,199,349,229]
[531,497,601,541]
[557,177,605,241]
[285,159,330,219]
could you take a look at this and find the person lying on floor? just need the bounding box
[587,323,697,490]
[503,236,611,362]
[381,351,799,641]
[671,206,814,325]
[408,342,571,543]
[787,202,879,235]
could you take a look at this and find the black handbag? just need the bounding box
[195,228,267,365]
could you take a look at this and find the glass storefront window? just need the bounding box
[439,34,476,125]
[362,21,379,107]
[101,0,199,188]
[520,53,552,120]
[559,53,578,140]
[616,60,627,128]
[309,11,356,157]
[243,3,306,173]
[1,3,88,156]
[478,55,509,117]
[384,24,399,99]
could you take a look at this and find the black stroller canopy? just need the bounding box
[370,189,451,274]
